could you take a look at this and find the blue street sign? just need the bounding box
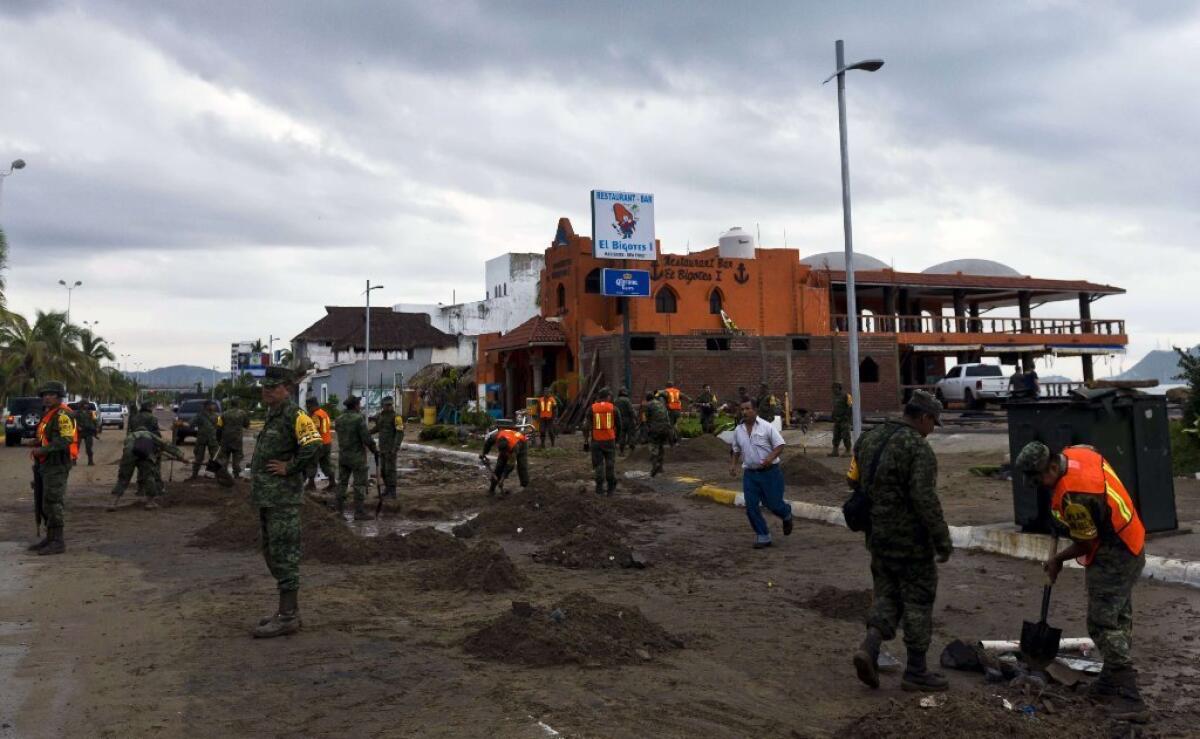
[601,268,651,297]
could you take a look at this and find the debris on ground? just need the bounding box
[421,540,529,593]
[794,585,873,623]
[780,454,844,487]
[532,525,643,569]
[969,463,1013,481]
[626,434,730,464]
[463,592,683,667]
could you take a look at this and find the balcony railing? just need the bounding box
[831,315,1125,336]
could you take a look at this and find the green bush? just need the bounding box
[675,412,736,439]
[1171,419,1200,476]
[418,424,458,442]
[460,408,494,432]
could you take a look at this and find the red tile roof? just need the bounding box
[293,307,456,351]
[489,316,566,352]
[822,269,1123,295]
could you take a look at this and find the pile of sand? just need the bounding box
[452,478,669,543]
[795,586,873,623]
[159,480,242,507]
[533,525,637,569]
[780,455,844,487]
[190,498,464,564]
[626,433,730,464]
[464,592,683,667]
[421,540,528,593]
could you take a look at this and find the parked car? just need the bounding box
[934,363,1010,409]
[173,398,221,446]
[5,397,43,447]
[98,403,128,429]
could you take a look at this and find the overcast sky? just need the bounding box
[1,1,1197,378]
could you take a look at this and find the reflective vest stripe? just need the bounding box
[665,388,681,410]
[538,397,555,418]
[1051,446,1145,564]
[591,402,616,441]
[36,405,78,461]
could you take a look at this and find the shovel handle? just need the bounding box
[1040,529,1060,621]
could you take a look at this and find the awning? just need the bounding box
[910,344,981,353]
[1050,345,1126,356]
[982,345,1046,353]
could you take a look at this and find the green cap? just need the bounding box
[906,389,943,426]
[382,396,394,405]
[38,380,67,397]
[260,366,294,388]
[1015,441,1052,475]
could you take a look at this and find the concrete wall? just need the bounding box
[305,348,438,403]
[294,340,413,372]
[395,252,542,337]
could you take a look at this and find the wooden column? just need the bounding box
[1079,292,1095,383]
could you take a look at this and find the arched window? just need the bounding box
[584,269,602,294]
[708,288,724,315]
[859,356,880,384]
[555,283,566,311]
[655,286,678,314]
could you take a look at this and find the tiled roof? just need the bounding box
[822,269,1123,295]
[293,307,457,350]
[489,316,566,352]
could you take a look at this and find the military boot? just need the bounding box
[384,485,397,499]
[335,496,346,516]
[189,465,200,480]
[106,495,121,513]
[254,590,301,638]
[26,531,50,552]
[1105,668,1150,723]
[353,501,373,521]
[853,627,884,689]
[1087,667,1119,702]
[38,527,65,556]
[607,482,617,497]
[594,482,604,497]
[87,454,95,466]
[144,497,159,510]
[901,650,948,692]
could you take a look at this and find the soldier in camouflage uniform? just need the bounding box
[75,397,100,465]
[755,383,779,424]
[334,395,378,520]
[695,384,719,435]
[216,398,251,480]
[851,390,952,693]
[643,391,672,478]
[127,401,160,436]
[615,387,638,456]
[1017,441,1149,723]
[830,382,853,457]
[372,396,404,498]
[28,381,76,556]
[109,430,186,510]
[251,367,321,639]
[190,401,220,479]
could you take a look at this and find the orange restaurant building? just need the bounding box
[476,218,1126,417]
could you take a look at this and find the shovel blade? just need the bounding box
[1020,619,1063,669]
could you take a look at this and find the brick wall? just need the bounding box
[581,334,901,413]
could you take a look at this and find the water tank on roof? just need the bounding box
[718,227,755,259]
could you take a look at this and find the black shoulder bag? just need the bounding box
[842,424,904,533]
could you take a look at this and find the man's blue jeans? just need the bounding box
[743,464,791,543]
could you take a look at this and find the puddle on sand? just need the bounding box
[342,511,479,538]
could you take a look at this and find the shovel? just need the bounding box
[1020,531,1062,670]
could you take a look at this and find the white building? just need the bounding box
[395,252,543,340]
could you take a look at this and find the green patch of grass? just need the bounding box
[1171,420,1200,476]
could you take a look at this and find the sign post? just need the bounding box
[600,267,651,394]
[593,189,656,394]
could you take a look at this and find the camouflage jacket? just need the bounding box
[35,404,76,467]
[76,403,99,436]
[696,391,718,411]
[372,409,404,450]
[335,410,377,461]
[854,419,951,560]
[217,409,250,449]
[127,411,160,436]
[194,410,219,443]
[250,401,321,507]
[756,394,778,421]
[644,399,671,431]
[832,393,853,423]
[124,429,186,462]
[615,396,637,423]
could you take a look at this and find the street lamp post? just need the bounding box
[0,158,26,218]
[57,279,82,324]
[824,39,883,442]
[364,280,385,417]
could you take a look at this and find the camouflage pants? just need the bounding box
[668,410,681,444]
[648,430,670,471]
[259,505,301,592]
[700,411,716,435]
[216,445,244,477]
[80,434,96,463]
[379,445,398,489]
[618,417,637,453]
[867,553,938,653]
[494,445,529,489]
[336,458,370,504]
[34,463,70,529]
[1086,545,1145,670]
[591,439,616,493]
[832,421,852,453]
[538,419,555,448]
[307,444,336,486]
[192,436,219,474]
[113,455,164,498]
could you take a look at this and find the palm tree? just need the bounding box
[251,338,265,353]
[77,328,116,395]
[0,310,89,397]
[277,347,294,367]
[0,227,8,309]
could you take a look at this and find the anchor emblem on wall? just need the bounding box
[733,263,750,284]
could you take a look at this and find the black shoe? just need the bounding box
[783,518,794,536]
[853,628,883,689]
[753,541,772,550]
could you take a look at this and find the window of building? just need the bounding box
[708,288,724,315]
[860,356,880,383]
[706,337,730,351]
[584,269,602,294]
[319,384,329,403]
[654,286,678,314]
[791,337,810,351]
[503,283,508,297]
[556,283,566,311]
[630,336,657,351]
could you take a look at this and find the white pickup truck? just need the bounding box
[934,363,1010,409]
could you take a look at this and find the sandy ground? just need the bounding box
[2,417,1200,738]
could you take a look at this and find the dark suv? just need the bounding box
[5,397,44,447]
[173,398,221,446]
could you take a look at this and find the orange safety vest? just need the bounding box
[590,401,617,442]
[1050,446,1145,566]
[312,408,333,445]
[36,404,79,462]
[497,429,526,449]
[537,396,557,419]
[665,387,682,411]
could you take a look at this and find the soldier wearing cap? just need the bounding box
[371,395,404,499]
[1015,440,1149,723]
[75,396,101,466]
[830,382,853,457]
[250,366,321,638]
[127,400,160,436]
[615,387,638,455]
[851,389,952,693]
[28,381,77,555]
[334,395,378,519]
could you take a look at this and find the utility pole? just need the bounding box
[364,280,385,417]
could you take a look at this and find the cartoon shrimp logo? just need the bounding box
[612,203,639,239]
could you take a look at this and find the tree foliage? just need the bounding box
[0,309,134,402]
[1175,346,1200,427]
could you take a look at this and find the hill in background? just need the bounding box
[1112,345,1199,384]
[127,364,224,389]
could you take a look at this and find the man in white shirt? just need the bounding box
[729,398,793,549]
